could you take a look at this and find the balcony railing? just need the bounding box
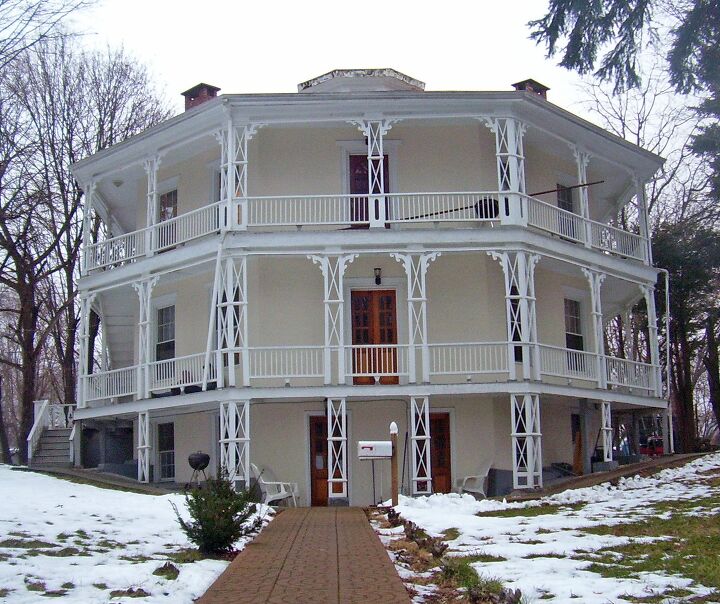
[83,192,647,274]
[79,343,659,407]
[429,342,508,376]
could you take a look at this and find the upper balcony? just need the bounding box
[82,190,648,273]
[73,76,663,281]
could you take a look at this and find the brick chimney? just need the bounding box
[181,83,221,111]
[512,79,550,100]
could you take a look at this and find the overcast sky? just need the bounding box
[71,0,590,117]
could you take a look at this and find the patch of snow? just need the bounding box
[390,453,720,603]
[0,466,271,603]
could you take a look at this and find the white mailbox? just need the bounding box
[358,440,392,460]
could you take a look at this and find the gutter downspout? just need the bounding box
[658,268,674,453]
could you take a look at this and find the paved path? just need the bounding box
[198,507,409,604]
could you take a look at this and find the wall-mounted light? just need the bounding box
[374,267,382,286]
[112,179,123,188]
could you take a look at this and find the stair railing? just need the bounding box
[27,399,50,463]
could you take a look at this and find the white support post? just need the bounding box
[222,120,261,230]
[219,400,250,489]
[76,293,96,408]
[583,268,607,388]
[309,254,358,384]
[621,311,634,361]
[511,393,542,489]
[137,411,150,483]
[132,276,159,399]
[640,284,662,397]
[354,120,394,228]
[81,181,96,275]
[327,398,348,503]
[216,255,249,387]
[601,401,613,462]
[634,176,652,265]
[489,251,540,380]
[483,117,527,226]
[203,249,224,390]
[144,156,161,256]
[410,396,432,495]
[392,252,440,383]
[572,146,592,247]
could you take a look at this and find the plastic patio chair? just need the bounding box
[250,463,298,507]
[455,457,493,499]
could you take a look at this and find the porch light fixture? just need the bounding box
[374,267,382,285]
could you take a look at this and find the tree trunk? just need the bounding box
[0,376,12,464]
[705,315,720,432]
[671,321,697,453]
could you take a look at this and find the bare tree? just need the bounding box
[0,38,171,462]
[0,0,91,69]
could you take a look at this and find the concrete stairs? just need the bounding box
[30,428,72,468]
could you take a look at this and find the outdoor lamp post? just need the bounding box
[390,421,398,506]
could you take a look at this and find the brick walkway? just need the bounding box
[198,507,410,604]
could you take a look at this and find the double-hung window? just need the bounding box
[156,305,176,362]
[564,298,585,375]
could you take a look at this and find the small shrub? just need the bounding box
[387,508,402,527]
[172,472,259,555]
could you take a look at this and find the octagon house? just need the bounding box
[69,69,668,505]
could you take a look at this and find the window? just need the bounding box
[564,299,584,351]
[158,422,175,480]
[156,305,175,361]
[557,184,574,213]
[159,189,177,222]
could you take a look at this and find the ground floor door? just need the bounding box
[430,413,451,494]
[309,416,328,506]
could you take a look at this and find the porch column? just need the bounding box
[572,146,593,247]
[219,400,250,489]
[309,254,358,384]
[144,155,161,256]
[81,181,96,275]
[218,120,261,230]
[392,252,440,383]
[203,250,224,390]
[601,401,613,462]
[76,293,96,409]
[483,117,527,226]
[354,119,394,228]
[216,255,249,387]
[137,411,150,483]
[579,399,593,474]
[582,268,607,388]
[327,398,348,505]
[489,251,541,381]
[665,404,675,454]
[621,311,634,361]
[132,276,159,400]
[410,396,432,495]
[640,284,662,397]
[634,176,652,264]
[511,393,542,489]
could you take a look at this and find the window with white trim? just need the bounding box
[158,422,175,480]
[156,305,175,361]
[159,189,177,222]
[557,184,574,213]
[564,298,584,351]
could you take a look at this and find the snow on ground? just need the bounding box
[386,453,720,603]
[0,466,272,603]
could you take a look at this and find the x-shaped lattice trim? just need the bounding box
[411,396,432,494]
[327,398,347,497]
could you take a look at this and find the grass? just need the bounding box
[578,507,720,591]
[109,587,151,598]
[0,588,12,597]
[475,502,585,518]
[153,562,180,580]
[442,527,460,541]
[0,538,57,549]
[455,552,507,563]
[166,548,203,564]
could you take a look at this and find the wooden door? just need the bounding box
[349,154,389,226]
[309,415,328,506]
[430,413,451,493]
[351,290,398,385]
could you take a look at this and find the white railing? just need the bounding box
[26,400,49,463]
[527,196,585,243]
[154,201,222,250]
[249,346,324,378]
[429,342,508,375]
[149,352,217,392]
[539,344,598,381]
[85,230,145,271]
[247,194,368,227]
[346,345,409,378]
[386,192,501,223]
[85,365,137,402]
[590,221,647,261]
[605,356,656,392]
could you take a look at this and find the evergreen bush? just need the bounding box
[172,472,259,555]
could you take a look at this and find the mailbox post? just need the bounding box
[390,421,399,506]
